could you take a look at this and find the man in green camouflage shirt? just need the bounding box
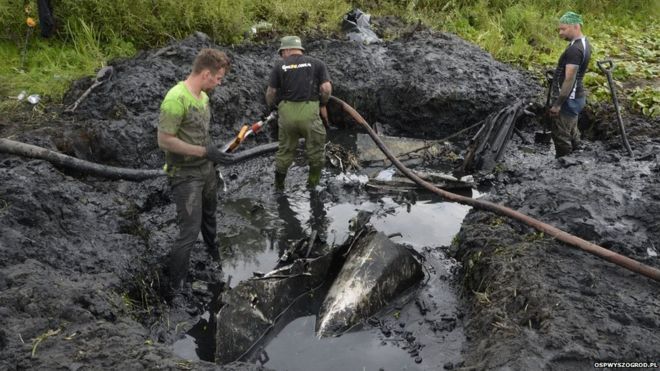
[157,48,231,295]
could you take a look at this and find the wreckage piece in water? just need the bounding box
[214,228,423,363]
[461,100,530,172]
[356,133,450,166]
[316,230,424,337]
[214,254,335,364]
[366,169,474,194]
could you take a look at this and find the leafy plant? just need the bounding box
[0,0,657,117]
[628,86,660,118]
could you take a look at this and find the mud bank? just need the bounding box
[46,29,538,169]
[0,29,536,370]
[2,25,656,370]
[451,125,660,369]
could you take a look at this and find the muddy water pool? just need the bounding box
[175,181,477,369]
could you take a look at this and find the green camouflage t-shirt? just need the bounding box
[158,81,212,168]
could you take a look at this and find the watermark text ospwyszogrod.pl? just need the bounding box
[594,361,658,368]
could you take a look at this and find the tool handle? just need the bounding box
[597,59,614,73]
[251,122,263,133]
[545,69,554,82]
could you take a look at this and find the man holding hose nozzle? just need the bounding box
[266,36,332,191]
[157,48,231,301]
[549,11,592,158]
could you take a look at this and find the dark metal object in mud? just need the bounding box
[366,171,473,194]
[330,95,660,282]
[462,100,531,172]
[357,133,457,168]
[342,9,380,45]
[0,138,280,180]
[597,60,634,157]
[214,252,335,364]
[64,66,114,113]
[316,231,423,337]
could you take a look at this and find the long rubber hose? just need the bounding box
[0,138,279,181]
[330,96,660,282]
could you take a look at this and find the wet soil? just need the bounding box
[1,27,657,370]
[451,115,660,369]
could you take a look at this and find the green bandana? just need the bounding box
[560,11,583,25]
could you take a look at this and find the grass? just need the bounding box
[0,0,657,118]
[31,328,61,358]
[0,21,134,113]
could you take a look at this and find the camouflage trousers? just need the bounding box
[551,97,585,158]
[275,100,326,184]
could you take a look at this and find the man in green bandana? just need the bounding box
[266,36,332,190]
[157,48,231,298]
[549,11,592,158]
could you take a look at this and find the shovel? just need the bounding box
[597,59,634,156]
[65,66,114,113]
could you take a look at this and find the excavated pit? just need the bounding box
[1,29,658,370]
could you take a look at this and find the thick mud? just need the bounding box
[451,117,660,369]
[1,26,657,371]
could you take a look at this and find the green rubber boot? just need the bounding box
[307,166,322,188]
[275,171,287,191]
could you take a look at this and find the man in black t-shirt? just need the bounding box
[549,11,592,158]
[266,36,332,190]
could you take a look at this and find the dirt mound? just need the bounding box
[2,29,537,369]
[55,31,538,169]
[12,27,659,370]
[451,132,660,369]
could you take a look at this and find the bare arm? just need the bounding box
[319,81,332,105]
[550,64,578,115]
[266,86,277,109]
[157,131,206,157]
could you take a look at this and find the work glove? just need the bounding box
[206,144,233,164]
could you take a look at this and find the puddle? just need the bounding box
[175,184,476,365]
[327,193,479,249]
[263,315,422,371]
[256,193,473,370]
[173,128,478,365]
[219,195,309,288]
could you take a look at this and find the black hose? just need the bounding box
[0,138,164,180]
[0,138,280,180]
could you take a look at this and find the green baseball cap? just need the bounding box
[278,36,304,53]
[559,11,583,25]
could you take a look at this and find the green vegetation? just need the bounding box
[1,0,657,117]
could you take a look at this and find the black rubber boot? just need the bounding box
[275,171,286,191]
[307,167,322,188]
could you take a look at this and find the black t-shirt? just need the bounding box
[553,37,592,99]
[268,54,330,103]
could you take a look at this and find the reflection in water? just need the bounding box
[370,196,473,247]
[219,189,330,287]
[185,171,477,363]
[255,193,473,370]
[263,316,422,371]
